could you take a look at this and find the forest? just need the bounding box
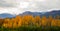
[0,15,60,31]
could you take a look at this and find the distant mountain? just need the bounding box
[0,10,60,18]
[0,13,15,18]
[19,11,43,16]
[19,10,60,18]
[42,10,60,17]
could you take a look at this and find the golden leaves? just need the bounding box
[1,15,60,28]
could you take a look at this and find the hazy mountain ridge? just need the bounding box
[0,13,15,18]
[0,10,60,18]
[19,11,43,16]
[19,10,60,17]
[42,10,60,17]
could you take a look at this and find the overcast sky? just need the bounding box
[0,0,60,15]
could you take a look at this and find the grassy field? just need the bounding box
[0,26,60,31]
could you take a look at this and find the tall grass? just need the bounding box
[0,26,60,31]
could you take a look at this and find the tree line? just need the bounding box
[0,15,60,28]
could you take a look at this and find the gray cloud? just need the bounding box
[0,0,60,14]
[20,0,60,12]
[0,0,18,7]
[33,0,60,11]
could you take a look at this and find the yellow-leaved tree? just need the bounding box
[34,16,41,27]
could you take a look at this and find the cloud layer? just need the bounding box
[0,0,60,15]
[19,0,60,12]
[0,0,19,7]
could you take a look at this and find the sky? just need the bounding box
[0,0,60,15]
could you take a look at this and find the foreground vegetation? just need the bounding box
[0,15,60,31]
[0,26,60,31]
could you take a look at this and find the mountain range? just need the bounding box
[0,13,15,18]
[0,10,60,18]
[19,10,60,17]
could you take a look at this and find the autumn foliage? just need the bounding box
[0,15,60,28]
